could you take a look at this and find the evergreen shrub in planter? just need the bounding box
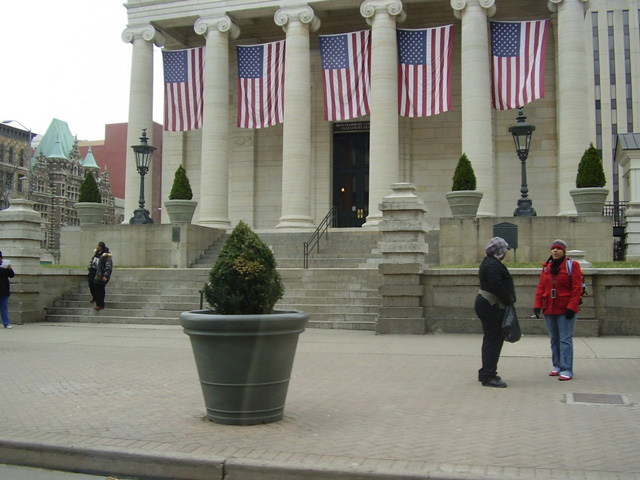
[75,172,107,225]
[570,144,609,215]
[179,221,308,425]
[445,153,483,217]
[164,165,197,223]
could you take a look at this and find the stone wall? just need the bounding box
[59,224,224,268]
[439,216,613,265]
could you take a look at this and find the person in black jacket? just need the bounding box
[0,251,16,329]
[92,243,113,311]
[88,242,106,304]
[474,237,516,388]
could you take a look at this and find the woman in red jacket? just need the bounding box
[533,239,583,381]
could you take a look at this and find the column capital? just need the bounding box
[548,0,590,14]
[360,0,406,25]
[121,25,165,47]
[274,6,320,32]
[451,0,496,20]
[194,15,240,40]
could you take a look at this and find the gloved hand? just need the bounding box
[533,308,541,317]
[564,309,576,319]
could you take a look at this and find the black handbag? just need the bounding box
[502,305,521,343]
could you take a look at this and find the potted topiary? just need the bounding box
[445,153,483,217]
[75,171,107,225]
[164,165,198,223]
[179,221,308,425]
[570,144,609,215]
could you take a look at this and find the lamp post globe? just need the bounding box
[129,129,156,224]
[509,109,536,217]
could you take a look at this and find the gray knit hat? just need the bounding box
[551,239,567,252]
[485,237,510,258]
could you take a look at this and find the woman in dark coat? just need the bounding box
[0,250,16,328]
[474,237,516,388]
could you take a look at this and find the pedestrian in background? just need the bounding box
[88,242,106,304]
[92,243,113,311]
[475,237,516,388]
[0,251,16,329]
[534,239,582,381]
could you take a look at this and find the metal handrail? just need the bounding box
[603,201,628,227]
[303,206,336,268]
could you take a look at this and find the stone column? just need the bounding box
[275,6,320,229]
[548,0,591,215]
[195,16,240,229]
[121,25,164,223]
[377,183,429,334]
[451,0,496,216]
[0,199,43,323]
[361,0,405,228]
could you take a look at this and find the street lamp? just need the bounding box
[509,109,536,216]
[129,129,156,224]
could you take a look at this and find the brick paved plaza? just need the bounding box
[0,323,639,480]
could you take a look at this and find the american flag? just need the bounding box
[397,25,453,118]
[237,40,285,129]
[319,30,371,122]
[162,47,205,131]
[490,20,549,110]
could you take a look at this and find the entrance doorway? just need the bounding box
[333,125,369,228]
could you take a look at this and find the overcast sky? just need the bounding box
[1,0,164,140]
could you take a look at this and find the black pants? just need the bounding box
[93,281,107,308]
[474,295,505,382]
[88,269,97,301]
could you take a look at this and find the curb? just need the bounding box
[0,438,531,480]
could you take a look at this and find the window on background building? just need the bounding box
[623,10,633,133]
[607,10,619,199]
[8,146,13,164]
[17,175,25,193]
[592,12,602,150]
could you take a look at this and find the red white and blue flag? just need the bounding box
[237,40,285,129]
[490,20,549,110]
[397,25,453,117]
[319,30,371,122]
[162,47,205,131]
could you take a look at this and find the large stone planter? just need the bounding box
[569,187,609,216]
[74,202,107,226]
[445,190,483,218]
[164,199,197,224]
[179,309,308,425]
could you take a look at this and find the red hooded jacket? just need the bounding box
[534,256,583,315]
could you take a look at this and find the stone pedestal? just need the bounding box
[0,199,44,324]
[377,183,428,334]
[624,203,640,261]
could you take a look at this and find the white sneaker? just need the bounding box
[4,325,12,329]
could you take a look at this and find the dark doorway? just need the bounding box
[333,126,369,228]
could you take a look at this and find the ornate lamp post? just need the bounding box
[509,109,536,216]
[129,129,156,224]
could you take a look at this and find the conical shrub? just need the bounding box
[169,165,193,200]
[451,153,477,191]
[78,172,102,203]
[576,144,607,188]
[203,221,284,315]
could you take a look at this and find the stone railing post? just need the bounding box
[0,199,44,323]
[377,183,429,334]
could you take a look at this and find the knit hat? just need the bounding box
[485,237,510,258]
[551,239,567,253]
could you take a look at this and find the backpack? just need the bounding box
[566,258,587,305]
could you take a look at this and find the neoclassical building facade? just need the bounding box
[121,0,636,231]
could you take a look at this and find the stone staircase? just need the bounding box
[45,230,383,330]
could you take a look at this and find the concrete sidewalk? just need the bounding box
[0,323,639,480]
